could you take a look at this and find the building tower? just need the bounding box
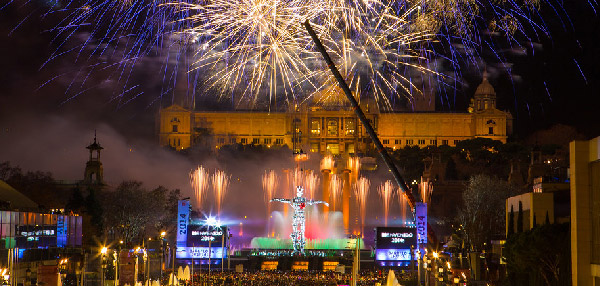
[470,71,497,112]
[84,133,104,185]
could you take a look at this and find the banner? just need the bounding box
[416,203,427,246]
[375,249,412,261]
[177,200,190,247]
[175,246,225,259]
[56,215,67,247]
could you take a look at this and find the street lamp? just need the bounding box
[101,247,108,286]
[160,231,166,286]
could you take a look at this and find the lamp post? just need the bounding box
[432,252,439,286]
[160,232,166,286]
[101,247,108,286]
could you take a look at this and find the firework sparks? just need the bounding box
[353,176,370,237]
[378,180,394,226]
[397,188,410,225]
[420,177,433,204]
[304,170,320,200]
[190,166,209,209]
[167,0,325,106]
[320,155,334,171]
[262,170,279,236]
[292,168,304,189]
[262,170,279,203]
[329,174,343,211]
[212,170,231,217]
[347,156,361,182]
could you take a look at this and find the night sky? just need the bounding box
[0,0,599,190]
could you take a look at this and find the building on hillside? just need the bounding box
[569,136,600,286]
[0,180,83,286]
[158,74,513,155]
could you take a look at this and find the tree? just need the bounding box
[507,205,515,237]
[445,157,458,180]
[457,174,519,251]
[102,181,179,244]
[504,223,571,285]
[545,211,550,225]
[66,188,85,212]
[85,188,104,236]
[517,201,524,233]
[533,213,537,228]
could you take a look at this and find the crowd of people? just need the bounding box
[181,270,412,286]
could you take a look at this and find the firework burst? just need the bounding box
[353,176,370,237]
[190,165,209,208]
[329,174,343,211]
[378,180,394,226]
[212,170,231,217]
[304,170,320,200]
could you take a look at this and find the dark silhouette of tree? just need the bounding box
[66,188,85,211]
[445,157,458,180]
[507,205,515,237]
[85,188,104,236]
[504,223,571,285]
[533,213,537,228]
[545,211,550,225]
[517,201,524,232]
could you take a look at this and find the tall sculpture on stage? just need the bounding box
[271,186,329,254]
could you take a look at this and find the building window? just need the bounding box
[430,139,437,145]
[406,139,414,145]
[311,118,321,135]
[327,118,339,136]
[171,117,180,123]
[382,139,389,145]
[252,138,260,144]
[326,143,340,155]
[345,118,355,135]
[178,139,181,146]
[230,138,236,144]
[418,139,425,145]
[442,139,448,145]
[395,139,400,145]
[218,138,225,144]
[275,138,284,145]
[264,138,272,144]
[310,142,319,153]
[346,143,355,154]
[489,127,494,135]
[241,138,247,144]
[172,125,178,132]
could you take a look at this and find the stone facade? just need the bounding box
[158,76,513,154]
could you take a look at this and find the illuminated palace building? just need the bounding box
[158,75,512,153]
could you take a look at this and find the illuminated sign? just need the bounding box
[416,203,427,245]
[188,225,228,246]
[375,227,416,261]
[56,215,67,247]
[376,227,416,249]
[175,246,225,259]
[177,200,190,247]
[375,249,412,261]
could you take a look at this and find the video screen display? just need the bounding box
[375,227,416,261]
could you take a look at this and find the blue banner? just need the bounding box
[416,203,427,246]
[375,249,413,261]
[177,200,190,247]
[176,246,226,259]
[56,215,67,247]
